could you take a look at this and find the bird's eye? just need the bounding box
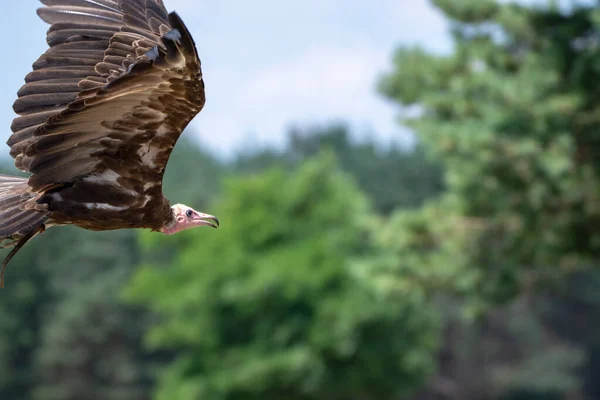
[185,209,193,218]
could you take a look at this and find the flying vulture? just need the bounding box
[0,0,219,287]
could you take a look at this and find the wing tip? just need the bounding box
[167,11,199,63]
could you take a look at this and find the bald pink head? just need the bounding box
[160,204,219,235]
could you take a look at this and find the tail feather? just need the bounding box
[0,175,47,237]
[0,174,49,288]
[0,192,30,210]
[0,210,46,237]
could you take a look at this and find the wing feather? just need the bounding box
[9,0,170,166]
[8,1,205,205]
[39,0,120,12]
[37,6,123,27]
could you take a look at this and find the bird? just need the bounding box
[0,0,219,287]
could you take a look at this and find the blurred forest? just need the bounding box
[2,0,600,399]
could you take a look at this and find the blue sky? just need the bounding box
[0,1,452,156]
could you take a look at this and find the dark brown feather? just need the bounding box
[0,0,207,288]
[0,176,48,239]
[6,0,205,234]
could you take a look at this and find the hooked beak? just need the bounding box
[193,212,220,229]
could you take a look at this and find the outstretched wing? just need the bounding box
[7,0,205,204]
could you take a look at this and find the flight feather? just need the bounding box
[0,0,214,287]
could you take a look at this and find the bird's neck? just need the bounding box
[159,209,178,235]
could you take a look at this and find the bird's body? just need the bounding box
[0,0,218,286]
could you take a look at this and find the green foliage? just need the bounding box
[162,137,223,209]
[234,124,444,214]
[0,237,47,400]
[379,0,600,306]
[0,122,444,399]
[0,136,225,400]
[432,0,499,23]
[126,154,439,400]
[375,0,600,398]
[31,228,153,400]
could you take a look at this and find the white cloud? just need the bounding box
[189,44,412,154]
[236,46,384,110]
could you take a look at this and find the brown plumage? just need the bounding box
[0,0,219,287]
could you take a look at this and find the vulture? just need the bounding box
[0,0,219,287]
